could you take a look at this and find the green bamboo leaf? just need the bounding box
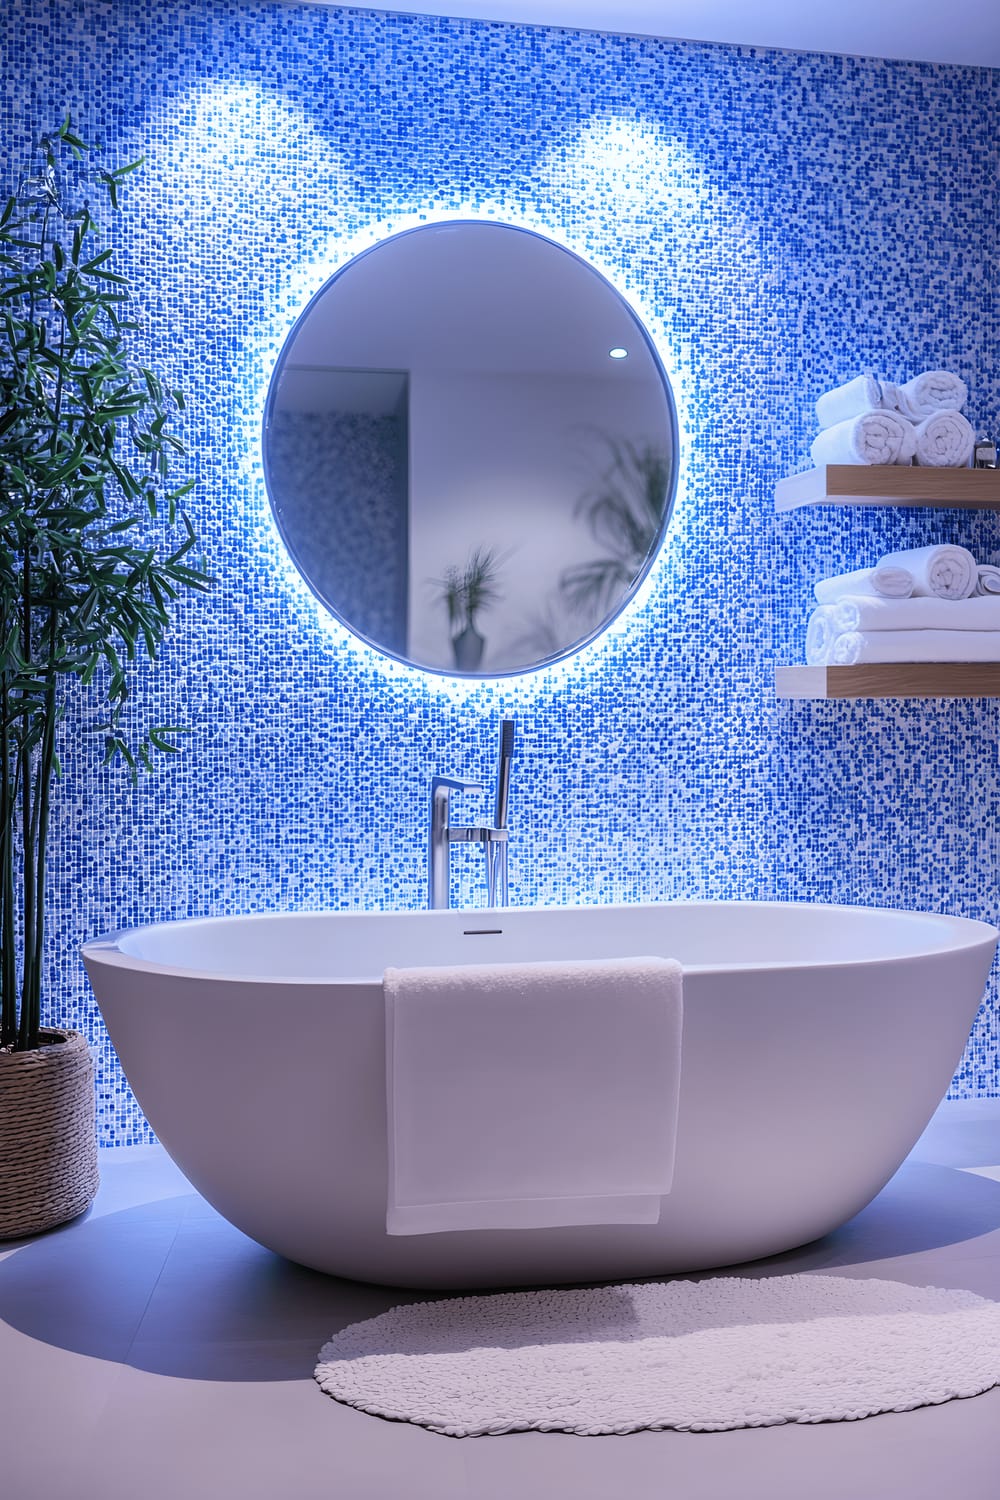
[81,248,114,273]
[97,399,145,420]
[146,573,168,615]
[102,733,136,775]
[166,521,198,563]
[149,726,186,754]
[133,612,157,658]
[107,457,140,499]
[166,562,213,590]
[58,117,87,154]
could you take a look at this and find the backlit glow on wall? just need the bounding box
[0,1,996,1142]
[238,196,692,699]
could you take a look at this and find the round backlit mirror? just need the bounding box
[263,221,678,676]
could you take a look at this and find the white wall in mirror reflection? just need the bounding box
[410,369,672,671]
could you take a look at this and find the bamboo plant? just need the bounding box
[0,117,212,1054]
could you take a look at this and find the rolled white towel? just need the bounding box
[912,410,975,468]
[831,629,1000,665]
[878,544,977,600]
[831,593,1000,633]
[806,605,841,665]
[975,565,1000,596]
[810,410,917,468]
[887,369,968,420]
[814,565,914,604]
[815,375,885,430]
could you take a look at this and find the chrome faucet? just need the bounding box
[427,719,515,910]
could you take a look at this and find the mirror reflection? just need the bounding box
[263,221,677,675]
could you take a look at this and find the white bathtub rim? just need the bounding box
[81,899,1000,987]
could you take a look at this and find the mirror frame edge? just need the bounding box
[260,216,681,681]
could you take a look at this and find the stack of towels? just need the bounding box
[810,370,975,469]
[807,544,1000,665]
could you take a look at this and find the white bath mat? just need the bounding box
[315,1274,1000,1436]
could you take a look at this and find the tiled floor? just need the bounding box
[2,1099,1000,1500]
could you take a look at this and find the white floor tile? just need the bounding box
[2,1097,1000,1500]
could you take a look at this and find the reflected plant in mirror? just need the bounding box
[433,545,505,672]
[560,436,673,621]
[262,221,678,676]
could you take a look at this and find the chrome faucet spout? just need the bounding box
[425,719,516,911]
[428,776,480,910]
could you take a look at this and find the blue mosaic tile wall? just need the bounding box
[1,1,997,1143]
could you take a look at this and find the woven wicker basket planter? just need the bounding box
[0,1028,99,1239]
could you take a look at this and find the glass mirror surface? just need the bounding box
[263,221,678,676]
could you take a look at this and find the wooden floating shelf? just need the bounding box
[775,465,1000,513]
[776,664,1000,699]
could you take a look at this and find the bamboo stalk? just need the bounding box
[28,628,59,1049]
[0,669,16,1048]
[16,549,35,1051]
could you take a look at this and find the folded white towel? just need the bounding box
[831,629,1000,665]
[912,410,975,468]
[806,606,841,665]
[888,370,968,421]
[384,957,683,1235]
[815,375,885,430]
[831,594,1000,633]
[810,411,917,468]
[878,543,977,599]
[814,566,915,605]
[976,565,1000,596]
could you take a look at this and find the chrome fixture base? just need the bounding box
[427,719,515,910]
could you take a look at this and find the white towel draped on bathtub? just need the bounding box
[878,544,977,600]
[383,957,683,1235]
[814,565,915,604]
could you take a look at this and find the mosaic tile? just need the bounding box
[0,1,996,1142]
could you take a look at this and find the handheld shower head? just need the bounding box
[494,718,515,831]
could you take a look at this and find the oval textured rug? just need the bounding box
[314,1274,1000,1436]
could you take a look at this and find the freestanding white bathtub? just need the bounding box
[83,901,997,1289]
